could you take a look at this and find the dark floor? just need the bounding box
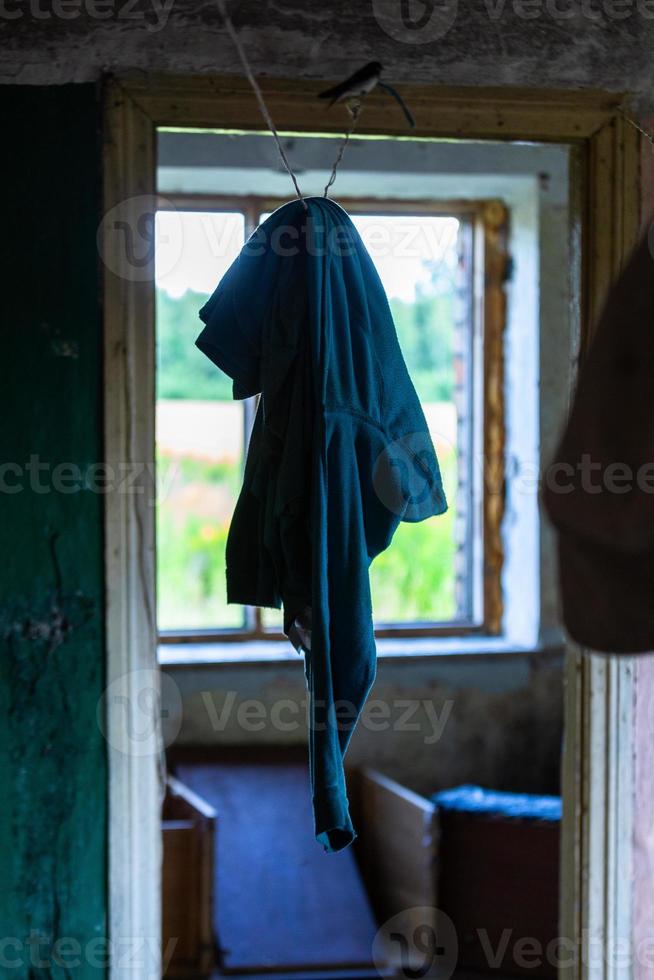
[207,969,505,980]
[209,972,386,980]
[172,748,378,975]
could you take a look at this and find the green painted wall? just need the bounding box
[0,85,107,977]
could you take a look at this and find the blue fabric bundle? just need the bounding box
[432,784,562,822]
[196,197,447,850]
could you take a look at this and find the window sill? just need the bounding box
[158,634,558,668]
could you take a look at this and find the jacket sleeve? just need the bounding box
[196,267,262,400]
[304,200,448,851]
[308,414,380,851]
[308,413,439,850]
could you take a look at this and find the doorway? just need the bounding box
[102,77,639,980]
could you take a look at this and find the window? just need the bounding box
[155,196,507,643]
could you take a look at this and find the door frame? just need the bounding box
[102,75,640,980]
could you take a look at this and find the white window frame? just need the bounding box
[154,194,507,643]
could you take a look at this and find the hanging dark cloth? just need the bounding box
[543,234,654,653]
[196,197,447,849]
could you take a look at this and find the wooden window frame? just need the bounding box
[103,75,639,980]
[155,192,507,643]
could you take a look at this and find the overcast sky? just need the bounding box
[155,210,459,304]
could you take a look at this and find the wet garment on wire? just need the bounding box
[196,197,447,850]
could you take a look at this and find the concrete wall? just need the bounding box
[163,648,564,796]
[2,0,654,111]
[0,85,107,978]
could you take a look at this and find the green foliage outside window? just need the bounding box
[156,264,458,631]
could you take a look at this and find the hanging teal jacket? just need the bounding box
[196,197,447,851]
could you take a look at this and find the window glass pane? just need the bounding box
[156,210,246,631]
[261,209,465,627]
[350,215,461,625]
[261,606,284,631]
[156,207,469,634]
